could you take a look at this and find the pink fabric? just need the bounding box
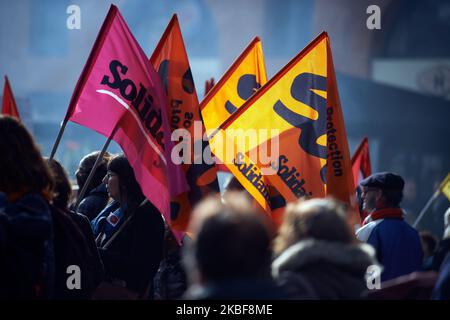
[66,5,188,228]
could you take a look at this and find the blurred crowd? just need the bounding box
[0,114,449,300]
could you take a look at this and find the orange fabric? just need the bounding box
[150,15,219,231]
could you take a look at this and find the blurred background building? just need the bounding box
[1,0,449,236]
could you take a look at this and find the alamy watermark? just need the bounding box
[366,5,381,30]
[366,264,382,290]
[66,265,81,290]
[169,121,280,175]
[66,5,81,30]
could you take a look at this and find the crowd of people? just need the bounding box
[0,114,449,300]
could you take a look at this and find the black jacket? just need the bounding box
[0,193,54,299]
[97,201,165,297]
[51,206,104,299]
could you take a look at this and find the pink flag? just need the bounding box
[65,5,188,222]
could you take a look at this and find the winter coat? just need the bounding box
[92,200,165,297]
[76,184,109,221]
[51,206,104,299]
[272,239,377,299]
[356,208,423,282]
[0,192,54,299]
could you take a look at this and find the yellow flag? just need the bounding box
[200,37,267,132]
[440,173,450,201]
[210,32,357,225]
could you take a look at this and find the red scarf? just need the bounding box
[362,208,404,226]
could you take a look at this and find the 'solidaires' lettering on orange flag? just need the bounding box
[150,14,219,232]
[65,5,188,233]
[210,32,358,225]
[2,76,20,119]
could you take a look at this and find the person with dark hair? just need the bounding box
[356,172,423,282]
[0,115,54,298]
[46,159,72,211]
[91,155,164,299]
[73,151,111,220]
[272,198,378,299]
[45,158,104,299]
[183,193,285,300]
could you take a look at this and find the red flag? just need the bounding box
[150,14,219,232]
[2,76,20,119]
[351,137,372,187]
[65,5,188,225]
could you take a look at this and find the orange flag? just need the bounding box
[200,37,267,132]
[2,76,20,119]
[209,32,358,225]
[150,14,219,231]
[351,137,372,187]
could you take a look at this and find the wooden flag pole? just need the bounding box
[73,125,118,211]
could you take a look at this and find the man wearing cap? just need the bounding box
[356,172,423,282]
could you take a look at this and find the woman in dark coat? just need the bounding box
[45,158,104,299]
[0,115,54,298]
[91,155,165,298]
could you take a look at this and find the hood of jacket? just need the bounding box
[272,239,379,277]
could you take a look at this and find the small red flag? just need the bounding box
[2,76,20,119]
[351,137,372,187]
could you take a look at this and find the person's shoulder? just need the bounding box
[134,201,164,223]
[16,193,51,214]
[356,220,383,242]
[69,211,92,229]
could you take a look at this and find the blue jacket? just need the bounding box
[76,184,109,221]
[356,209,423,282]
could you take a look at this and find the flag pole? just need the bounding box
[49,119,69,160]
[412,190,440,228]
[73,125,118,211]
